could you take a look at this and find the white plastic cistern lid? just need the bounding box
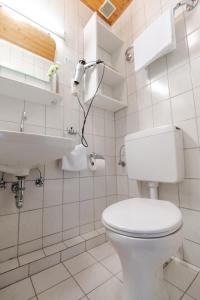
[102,198,183,238]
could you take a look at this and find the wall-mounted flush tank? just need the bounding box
[125,125,184,198]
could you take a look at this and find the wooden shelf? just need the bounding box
[0,76,62,105]
[85,92,127,112]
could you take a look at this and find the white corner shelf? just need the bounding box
[101,65,125,86]
[97,18,123,53]
[0,76,62,105]
[85,93,127,112]
[83,13,127,112]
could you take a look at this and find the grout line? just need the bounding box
[35,277,73,297]
[62,261,88,298]
[29,276,38,298]
[180,270,200,300]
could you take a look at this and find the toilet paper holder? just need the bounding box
[89,152,104,166]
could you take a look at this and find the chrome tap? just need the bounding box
[20,110,27,132]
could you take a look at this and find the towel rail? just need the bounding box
[125,0,199,63]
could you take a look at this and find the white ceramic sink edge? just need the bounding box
[0,130,75,176]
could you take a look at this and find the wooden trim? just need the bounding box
[0,6,56,61]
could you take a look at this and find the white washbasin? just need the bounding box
[0,130,75,176]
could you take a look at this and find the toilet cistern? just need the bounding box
[125,125,184,199]
[102,125,184,300]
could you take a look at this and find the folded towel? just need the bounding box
[134,9,176,72]
[61,144,87,171]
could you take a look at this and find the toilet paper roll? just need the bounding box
[89,158,105,172]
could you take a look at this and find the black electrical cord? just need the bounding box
[76,95,86,118]
[77,61,105,148]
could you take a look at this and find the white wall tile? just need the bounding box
[171,91,195,123]
[43,206,62,236]
[94,177,106,198]
[0,214,18,250]
[63,178,79,203]
[63,203,79,231]
[19,210,42,243]
[80,200,94,225]
[180,179,200,210]
[80,177,93,201]
[176,119,199,149]
[184,149,200,178]
[169,64,192,97]
[182,208,200,244]
[44,179,63,207]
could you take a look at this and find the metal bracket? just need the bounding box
[66,126,79,135]
[89,153,104,166]
[174,0,199,11]
[125,46,134,62]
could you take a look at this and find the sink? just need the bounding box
[0,131,75,176]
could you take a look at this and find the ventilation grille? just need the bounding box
[99,0,116,19]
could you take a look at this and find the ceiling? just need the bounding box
[81,0,133,25]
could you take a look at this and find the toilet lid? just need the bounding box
[102,198,182,238]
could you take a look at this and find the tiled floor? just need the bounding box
[0,242,200,300]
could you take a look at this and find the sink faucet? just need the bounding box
[20,110,27,132]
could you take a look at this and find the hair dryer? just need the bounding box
[73,59,104,85]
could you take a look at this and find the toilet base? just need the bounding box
[122,265,168,300]
[106,228,183,300]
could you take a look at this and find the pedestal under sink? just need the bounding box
[0,130,75,176]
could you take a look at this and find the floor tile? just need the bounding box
[37,277,84,300]
[101,254,122,274]
[187,272,200,300]
[74,263,112,293]
[116,271,123,282]
[0,278,35,300]
[182,295,195,300]
[164,259,198,291]
[87,277,123,300]
[19,250,45,266]
[88,243,115,261]
[165,282,184,300]
[63,252,96,275]
[31,263,70,294]
[0,258,19,274]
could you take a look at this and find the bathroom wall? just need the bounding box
[0,0,117,262]
[112,0,200,267]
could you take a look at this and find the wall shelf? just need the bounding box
[101,65,125,86]
[84,13,127,112]
[0,75,62,105]
[85,92,127,112]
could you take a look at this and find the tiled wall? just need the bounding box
[112,0,200,268]
[0,0,117,263]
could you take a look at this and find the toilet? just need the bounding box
[102,125,184,300]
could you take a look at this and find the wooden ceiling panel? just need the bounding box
[81,0,133,25]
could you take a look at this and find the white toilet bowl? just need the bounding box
[102,198,183,300]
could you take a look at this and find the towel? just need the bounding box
[133,9,176,72]
[61,144,87,171]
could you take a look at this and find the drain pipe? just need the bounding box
[11,177,26,208]
[148,182,159,200]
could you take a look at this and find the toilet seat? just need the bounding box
[102,198,182,238]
